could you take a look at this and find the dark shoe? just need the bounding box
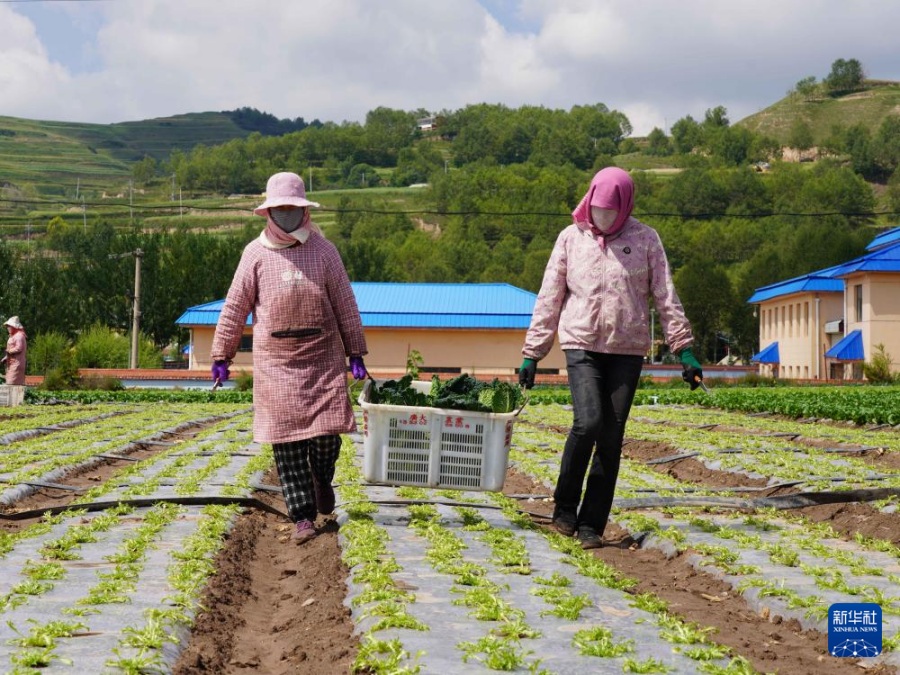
[291,519,316,543]
[578,527,603,550]
[552,508,577,537]
[312,473,335,515]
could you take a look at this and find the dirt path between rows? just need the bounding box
[172,468,356,675]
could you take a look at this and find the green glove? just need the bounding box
[679,348,703,391]
[518,358,537,389]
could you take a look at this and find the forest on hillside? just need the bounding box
[1,60,899,374]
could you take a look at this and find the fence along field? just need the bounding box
[0,387,897,673]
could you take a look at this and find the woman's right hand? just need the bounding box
[518,358,537,389]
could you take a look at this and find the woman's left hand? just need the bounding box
[349,356,368,380]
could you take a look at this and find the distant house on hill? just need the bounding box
[748,227,900,380]
[416,115,440,132]
[175,282,565,378]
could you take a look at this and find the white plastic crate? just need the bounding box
[358,379,523,491]
[0,385,25,407]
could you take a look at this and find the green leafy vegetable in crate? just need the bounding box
[366,375,430,407]
[369,374,524,413]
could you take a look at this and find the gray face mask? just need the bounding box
[270,207,305,233]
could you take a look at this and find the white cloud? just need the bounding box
[0,9,72,113]
[1,1,899,136]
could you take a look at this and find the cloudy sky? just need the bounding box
[2,0,898,136]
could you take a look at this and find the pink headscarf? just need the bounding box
[571,167,635,249]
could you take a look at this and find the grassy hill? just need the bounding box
[0,111,253,201]
[738,79,900,145]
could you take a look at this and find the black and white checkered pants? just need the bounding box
[272,434,341,522]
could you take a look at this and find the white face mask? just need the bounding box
[590,206,619,233]
[270,207,305,233]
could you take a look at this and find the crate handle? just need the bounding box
[513,386,530,417]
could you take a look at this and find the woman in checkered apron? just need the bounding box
[211,172,368,543]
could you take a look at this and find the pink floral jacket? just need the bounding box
[523,217,693,360]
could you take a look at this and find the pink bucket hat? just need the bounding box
[3,316,23,330]
[253,172,320,216]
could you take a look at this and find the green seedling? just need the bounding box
[21,561,65,582]
[352,635,423,674]
[697,655,758,674]
[364,601,429,632]
[623,656,669,673]
[534,573,571,587]
[492,618,542,640]
[572,626,634,657]
[458,634,534,671]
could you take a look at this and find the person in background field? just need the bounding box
[1,316,27,386]
[518,167,702,550]
[211,171,369,544]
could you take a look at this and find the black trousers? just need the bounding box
[553,350,644,535]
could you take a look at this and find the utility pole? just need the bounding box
[130,249,143,369]
[82,196,86,232]
[109,249,144,369]
[171,174,176,202]
[129,180,134,226]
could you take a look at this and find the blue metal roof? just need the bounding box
[750,342,779,364]
[176,300,253,327]
[830,240,900,276]
[748,240,900,304]
[176,283,538,330]
[825,329,864,361]
[747,274,843,304]
[867,227,900,251]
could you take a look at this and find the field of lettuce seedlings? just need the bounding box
[0,386,898,674]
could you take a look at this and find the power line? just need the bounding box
[0,197,897,220]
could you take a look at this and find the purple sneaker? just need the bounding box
[312,473,335,515]
[291,519,316,543]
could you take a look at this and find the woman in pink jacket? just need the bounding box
[212,172,368,544]
[2,316,27,386]
[519,167,702,549]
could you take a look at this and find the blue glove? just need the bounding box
[211,360,230,383]
[350,356,367,380]
[518,358,537,389]
[679,348,703,390]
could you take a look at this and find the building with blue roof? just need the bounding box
[747,227,900,380]
[175,282,565,376]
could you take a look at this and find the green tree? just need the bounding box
[788,119,815,150]
[825,58,865,94]
[670,115,703,155]
[645,128,672,156]
[703,106,729,129]
[363,107,416,166]
[793,76,819,101]
[132,155,158,184]
[26,331,72,376]
[74,324,131,368]
[675,258,734,362]
[872,114,900,180]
